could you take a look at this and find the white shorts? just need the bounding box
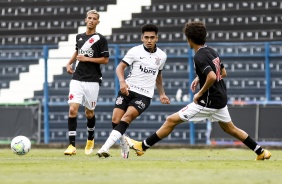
[68,80,99,110]
[178,102,231,123]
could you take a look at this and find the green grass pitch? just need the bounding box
[1,148,282,184]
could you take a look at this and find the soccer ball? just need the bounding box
[10,136,31,155]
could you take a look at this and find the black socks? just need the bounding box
[243,136,263,155]
[87,115,96,140]
[142,132,162,151]
[68,117,77,147]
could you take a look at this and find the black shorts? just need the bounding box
[114,90,151,115]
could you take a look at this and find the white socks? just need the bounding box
[101,130,122,150]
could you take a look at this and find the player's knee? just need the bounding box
[165,115,178,127]
[69,106,78,117]
[85,109,94,119]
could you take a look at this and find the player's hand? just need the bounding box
[193,92,202,104]
[190,77,199,92]
[76,54,87,62]
[120,81,129,96]
[66,64,74,74]
[160,95,170,104]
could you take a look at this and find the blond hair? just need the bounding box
[86,10,100,19]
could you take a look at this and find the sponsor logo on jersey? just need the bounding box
[129,84,149,94]
[139,65,157,75]
[116,96,124,105]
[79,48,94,57]
[135,100,145,110]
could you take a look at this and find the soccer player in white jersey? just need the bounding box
[97,23,170,158]
[125,21,271,161]
[64,10,109,155]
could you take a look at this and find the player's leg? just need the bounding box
[97,106,139,158]
[111,108,129,159]
[64,102,79,155]
[84,108,95,155]
[218,121,271,160]
[83,82,99,155]
[64,80,83,155]
[126,112,184,156]
[125,102,207,156]
[214,106,271,160]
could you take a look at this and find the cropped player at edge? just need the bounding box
[97,23,170,158]
[64,10,109,155]
[125,21,271,161]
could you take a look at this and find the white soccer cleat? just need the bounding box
[97,148,111,158]
[120,142,130,159]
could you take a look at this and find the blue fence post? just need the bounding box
[114,44,120,96]
[43,46,49,144]
[264,42,271,101]
[188,48,195,145]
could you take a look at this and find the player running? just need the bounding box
[97,23,170,158]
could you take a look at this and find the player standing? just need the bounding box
[97,23,170,158]
[125,21,271,161]
[64,10,109,155]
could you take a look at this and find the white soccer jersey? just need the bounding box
[122,44,167,98]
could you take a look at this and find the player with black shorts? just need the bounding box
[64,10,109,155]
[126,21,271,161]
[97,23,170,158]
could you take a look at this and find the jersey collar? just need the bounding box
[143,44,157,53]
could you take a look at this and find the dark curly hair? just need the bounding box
[142,23,158,34]
[183,21,206,45]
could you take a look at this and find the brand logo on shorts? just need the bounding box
[116,96,124,105]
[135,100,145,110]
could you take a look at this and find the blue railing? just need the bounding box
[1,42,282,144]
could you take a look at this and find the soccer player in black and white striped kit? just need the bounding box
[64,10,109,155]
[97,23,170,158]
[126,21,271,161]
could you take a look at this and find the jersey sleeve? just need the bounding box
[75,34,79,51]
[99,35,110,57]
[159,52,167,70]
[122,47,136,65]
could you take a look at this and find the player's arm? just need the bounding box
[190,76,199,92]
[116,61,129,96]
[221,64,227,78]
[193,71,216,104]
[66,51,78,74]
[76,55,109,64]
[156,71,170,104]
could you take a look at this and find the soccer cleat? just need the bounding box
[124,136,145,156]
[64,144,76,155]
[120,142,130,159]
[85,139,94,155]
[97,148,111,158]
[256,149,271,160]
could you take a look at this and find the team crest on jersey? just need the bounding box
[155,57,161,65]
[89,38,95,43]
[116,96,124,105]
